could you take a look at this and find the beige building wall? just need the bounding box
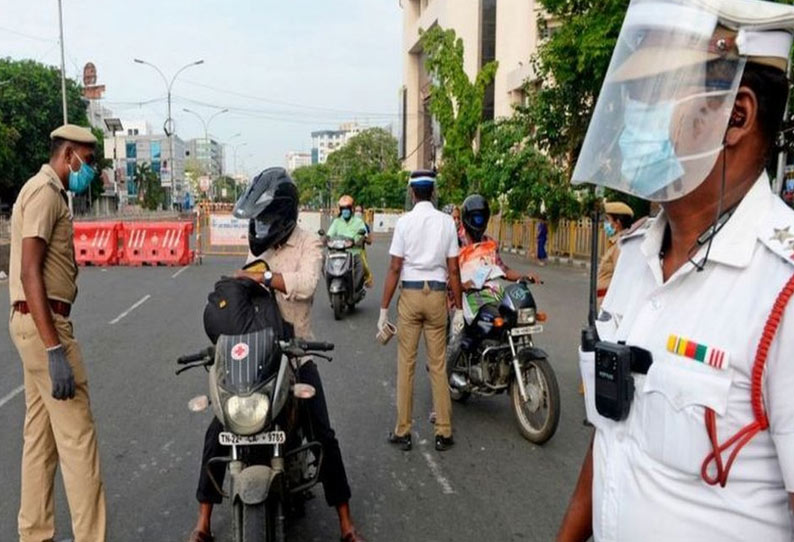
[400,0,541,171]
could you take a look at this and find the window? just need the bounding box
[151,140,161,162]
[126,161,137,195]
[126,141,137,159]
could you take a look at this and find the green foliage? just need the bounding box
[0,58,88,203]
[134,162,165,210]
[420,26,498,201]
[325,127,405,209]
[293,163,331,208]
[527,0,628,173]
[214,175,239,203]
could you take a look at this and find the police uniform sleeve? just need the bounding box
[766,300,794,491]
[445,217,459,258]
[389,218,405,258]
[281,233,322,301]
[21,184,61,243]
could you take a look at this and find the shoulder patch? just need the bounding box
[758,200,794,266]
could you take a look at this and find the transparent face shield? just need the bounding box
[571,0,747,202]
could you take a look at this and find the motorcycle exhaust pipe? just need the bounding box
[450,373,468,390]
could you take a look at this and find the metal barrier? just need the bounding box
[486,216,608,261]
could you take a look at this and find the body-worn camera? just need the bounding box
[595,341,652,421]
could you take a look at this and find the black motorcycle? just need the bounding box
[177,333,334,542]
[322,234,366,320]
[447,280,560,444]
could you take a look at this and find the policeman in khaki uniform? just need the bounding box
[9,124,106,542]
[595,201,634,302]
[558,1,794,540]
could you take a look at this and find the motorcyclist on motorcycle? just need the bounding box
[188,168,365,542]
[326,195,372,288]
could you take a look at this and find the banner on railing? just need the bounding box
[373,212,401,233]
[209,215,248,246]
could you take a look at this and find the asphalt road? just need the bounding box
[0,239,592,542]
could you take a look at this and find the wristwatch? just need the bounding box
[263,270,274,288]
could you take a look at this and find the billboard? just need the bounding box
[209,215,249,246]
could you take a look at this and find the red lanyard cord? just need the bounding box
[701,273,794,487]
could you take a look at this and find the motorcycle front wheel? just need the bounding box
[233,499,282,542]
[510,354,560,444]
[331,293,345,320]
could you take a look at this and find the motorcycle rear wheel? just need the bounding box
[510,354,560,444]
[332,294,345,320]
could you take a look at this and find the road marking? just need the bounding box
[109,295,151,325]
[0,385,24,409]
[171,266,189,279]
[422,451,455,495]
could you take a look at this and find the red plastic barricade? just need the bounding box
[73,221,121,266]
[121,221,194,266]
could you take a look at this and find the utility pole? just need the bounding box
[57,0,68,124]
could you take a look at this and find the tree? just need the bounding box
[134,162,165,211]
[325,128,405,209]
[526,0,628,175]
[420,26,498,201]
[213,175,239,203]
[0,58,88,203]
[293,163,331,208]
[472,116,582,222]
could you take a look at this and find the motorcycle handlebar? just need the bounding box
[296,340,335,352]
[177,346,215,365]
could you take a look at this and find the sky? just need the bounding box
[0,0,403,176]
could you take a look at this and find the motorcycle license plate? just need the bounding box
[219,431,286,446]
[511,325,543,337]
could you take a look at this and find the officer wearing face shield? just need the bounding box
[558,1,794,541]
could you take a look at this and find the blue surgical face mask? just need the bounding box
[68,153,94,195]
[341,208,352,220]
[786,179,794,192]
[604,221,616,238]
[618,98,685,199]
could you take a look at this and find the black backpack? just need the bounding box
[203,277,294,345]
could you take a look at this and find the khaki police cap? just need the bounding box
[605,201,635,217]
[50,124,97,145]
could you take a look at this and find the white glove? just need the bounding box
[378,308,389,333]
[452,309,465,334]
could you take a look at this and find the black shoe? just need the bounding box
[387,432,412,451]
[435,435,454,452]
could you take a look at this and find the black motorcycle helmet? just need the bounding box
[233,167,299,256]
[461,194,490,242]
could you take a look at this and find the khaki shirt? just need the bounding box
[596,236,620,297]
[9,165,77,305]
[247,226,323,342]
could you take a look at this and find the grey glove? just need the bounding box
[47,345,75,400]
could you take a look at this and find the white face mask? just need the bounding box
[355,211,363,218]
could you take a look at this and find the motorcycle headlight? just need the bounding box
[224,393,269,435]
[517,308,536,325]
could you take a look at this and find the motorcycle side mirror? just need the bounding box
[188,395,210,412]
[293,383,316,399]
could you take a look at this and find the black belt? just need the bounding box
[401,280,446,291]
[13,299,72,317]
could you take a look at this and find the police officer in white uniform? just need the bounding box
[558,0,794,540]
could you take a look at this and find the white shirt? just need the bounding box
[581,173,794,542]
[389,201,459,282]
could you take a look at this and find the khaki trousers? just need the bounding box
[9,311,106,542]
[395,288,452,438]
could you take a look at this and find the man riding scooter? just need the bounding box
[326,196,371,288]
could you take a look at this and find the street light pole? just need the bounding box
[133,58,204,207]
[57,0,68,124]
[183,108,228,198]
